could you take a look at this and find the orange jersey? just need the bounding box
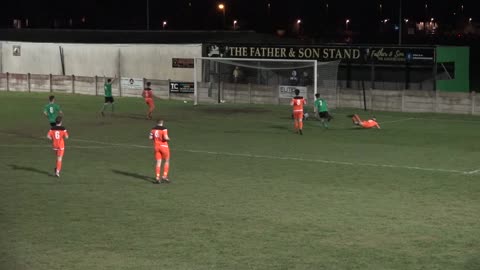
[143,88,153,99]
[48,126,69,150]
[361,120,379,129]
[290,96,306,112]
[150,126,169,150]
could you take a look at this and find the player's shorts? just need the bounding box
[54,149,65,157]
[50,122,56,127]
[104,97,114,103]
[293,111,304,120]
[154,146,170,160]
[319,112,329,119]
[145,98,155,107]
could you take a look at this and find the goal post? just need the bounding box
[193,57,340,106]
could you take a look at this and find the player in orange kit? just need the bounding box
[350,114,381,129]
[290,89,307,135]
[149,119,170,183]
[47,116,69,177]
[142,82,155,119]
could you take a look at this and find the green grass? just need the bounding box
[0,91,479,270]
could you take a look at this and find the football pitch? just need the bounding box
[0,91,479,270]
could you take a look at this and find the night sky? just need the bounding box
[1,0,477,34]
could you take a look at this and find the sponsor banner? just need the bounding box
[170,81,194,93]
[279,85,307,99]
[172,58,194,68]
[368,47,434,64]
[121,77,143,91]
[204,44,435,64]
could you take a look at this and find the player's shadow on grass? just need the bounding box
[111,169,155,183]
[9,164,52,176]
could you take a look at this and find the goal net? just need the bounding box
[193,57,340,106]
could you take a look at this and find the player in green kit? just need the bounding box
[43,95,63,127]
[100,76,116,116]
[314,93,333,128]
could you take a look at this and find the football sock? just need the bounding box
[354,114,361,122]
[163,163,169,178]
[155,165,161,178]
[299,121,303,130]
[56,160,62,173]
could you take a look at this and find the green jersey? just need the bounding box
[44,103,61,123]
[104,83,113,97]
[315,98,328,112]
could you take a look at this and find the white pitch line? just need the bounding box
[71,138,150,148]
[329,113,480,124]
[71,138,467,175]
[403,116,480,124]
[465,169,480,175]
[381,118,415,124]
[181,149,465,174]
[0,139,473,175]
[0,144,116,149]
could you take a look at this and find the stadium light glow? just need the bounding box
[218,3,226,29]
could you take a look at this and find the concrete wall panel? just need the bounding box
[120,44,201,80]
[62,44,119,77]
[0,73,6,91]
[74,76,96,95]
[2,42,62,75]
[1,42,201,81]
[8,73,28,92]
[30,74,50,92]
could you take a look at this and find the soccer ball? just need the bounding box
[304,113,309,120]
[183,100,188,103]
